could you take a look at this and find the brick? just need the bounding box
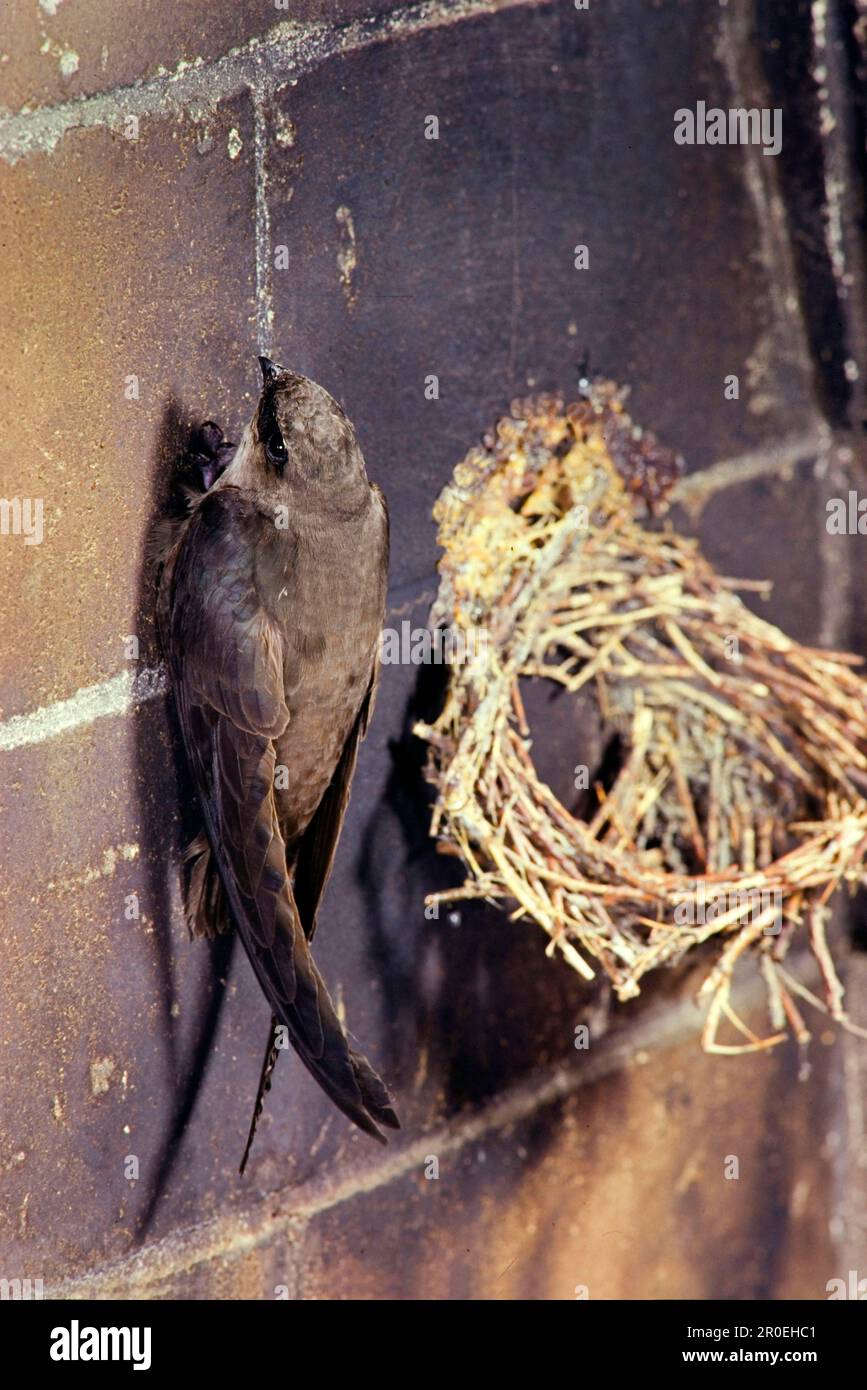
[298,1021,837,1299]
[673,467,827,647]
[0,0,408,112]
[0,708,242,1280]
[0,94,257,716]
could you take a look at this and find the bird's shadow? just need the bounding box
[130,396,236,1240]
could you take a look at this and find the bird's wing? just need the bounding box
[293,479,388,941]
[165,487,397,1141]
[292,664,377,942]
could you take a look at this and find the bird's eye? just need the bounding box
[264,423,287,465]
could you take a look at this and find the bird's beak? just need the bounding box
[258,355,286,386]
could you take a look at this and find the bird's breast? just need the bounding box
[270,506,385,846]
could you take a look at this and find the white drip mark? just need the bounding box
[252,87,274,356]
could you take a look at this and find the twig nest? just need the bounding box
[415,381,867,1053]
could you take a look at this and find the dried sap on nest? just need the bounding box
[431,382,681,627]
[417,380,867,1056]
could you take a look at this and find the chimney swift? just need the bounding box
[157,357,398,1170]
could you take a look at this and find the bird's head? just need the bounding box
[252,356,363,482]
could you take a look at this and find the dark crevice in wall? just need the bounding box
[753,0,862,432]
[835,0,867,433]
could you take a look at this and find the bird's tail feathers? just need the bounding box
[184,830,232,939]
[284,952,400,1143]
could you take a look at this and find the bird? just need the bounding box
[156,356,399,1170]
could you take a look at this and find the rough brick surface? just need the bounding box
[0,1,408,111]
[0,94,257,714]
[299,1027,837,1301]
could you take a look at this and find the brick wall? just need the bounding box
[1,0,865,1299]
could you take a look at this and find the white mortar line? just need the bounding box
[0,666,166,753]
[671,426,829,518]
[0,0,547,164]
